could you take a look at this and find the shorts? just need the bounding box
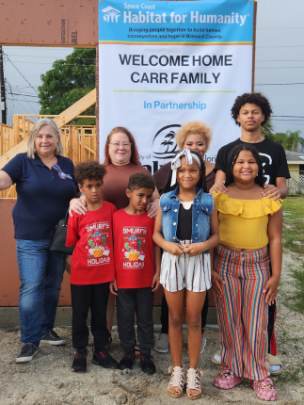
[160,240,211,293]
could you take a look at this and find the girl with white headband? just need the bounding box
[153,149,221,400]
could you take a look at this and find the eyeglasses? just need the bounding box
[109,142,132,148]
[53,164,67,180]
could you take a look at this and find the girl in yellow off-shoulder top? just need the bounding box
[212,144,283,402]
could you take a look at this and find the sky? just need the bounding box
[2,0,304,135]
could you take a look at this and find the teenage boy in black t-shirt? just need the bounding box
[210,92,290,375]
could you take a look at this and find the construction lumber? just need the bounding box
[0,89,96,169]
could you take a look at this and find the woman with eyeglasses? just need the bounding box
[0,118,79,363]
[70,126,159,349]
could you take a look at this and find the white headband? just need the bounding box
[170,149,201,187]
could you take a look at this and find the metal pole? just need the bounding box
[0,46,7,124]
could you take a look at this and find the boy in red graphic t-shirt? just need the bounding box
[66,160,118,372]
[110,172,161,374]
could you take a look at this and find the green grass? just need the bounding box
[276,360,304,384]
[281,197,304,314]
[282,197,304,255]
[280,265,304,314]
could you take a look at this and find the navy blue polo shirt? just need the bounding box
[2,153,79,240]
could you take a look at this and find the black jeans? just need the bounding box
[117,287,154,356]
[160,290,209,334]
[71,283,110,350]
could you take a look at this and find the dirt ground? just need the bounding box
[0,249,304,405]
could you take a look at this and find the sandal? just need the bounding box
[252,378,277,401]
[186,368,203,400]
[213,367,243,389]
[167,365,184,398]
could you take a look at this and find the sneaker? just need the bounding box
[92,347,118,369]
[211,350,222,365]
[16,344,39,363]
[41,330,66,346]
[200,337,207,354]
[72,348,88,372]
[118,350,135,370]
[140,354,156,374]
[154,333,169,353]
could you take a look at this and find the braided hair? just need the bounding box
[163,150,207,193]
[225,144,265,187]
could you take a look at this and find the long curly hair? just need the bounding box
[225,144,265,187]
[175,120,213,150]
[231,92,273,127]
[163,150,207,193]
[103,126,141,166]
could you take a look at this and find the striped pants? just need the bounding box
[214,244,271,381]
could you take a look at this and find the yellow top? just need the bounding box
[213,191,283,249]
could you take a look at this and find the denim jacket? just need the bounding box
[160,186,214,253]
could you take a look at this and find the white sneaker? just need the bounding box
[211,350,222,365]
[154,333,169,353]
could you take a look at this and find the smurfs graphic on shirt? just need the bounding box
[124,235,145,262]
[88,231,110,258]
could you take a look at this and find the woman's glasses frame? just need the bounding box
[109,141,132,148]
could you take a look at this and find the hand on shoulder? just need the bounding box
[261,184,281,200]
[209,181,227,194]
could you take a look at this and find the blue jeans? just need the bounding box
[16,239,66,349]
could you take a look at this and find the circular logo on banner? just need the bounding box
[152,124,181,160]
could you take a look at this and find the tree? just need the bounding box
[284,130,304,152]
[273,130,304,151]
[261,120,275,141]
[38,48,96,124]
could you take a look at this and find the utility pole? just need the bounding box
[0,46,7,124]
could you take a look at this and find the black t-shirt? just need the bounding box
[214,138,290,185]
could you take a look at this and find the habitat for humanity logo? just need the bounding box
[102,6,121,22]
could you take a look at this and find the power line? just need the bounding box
[256,67,304,69]
[257,45,304,48]
[4,54,95,59]
[256,60,304,62]
[6,97,40,104]
[3,52,38,94]
[257,27,304,29]
[6,60,95,67]
[273,115,304,119]
[255,83,304,86]
[9,92,40,98]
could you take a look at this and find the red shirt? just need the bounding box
[66,201,116,285]
[113,209,155,289]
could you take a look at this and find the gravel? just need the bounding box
[0,250,304,405]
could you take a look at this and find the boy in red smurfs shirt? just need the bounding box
[110,172,161,374]
[66,160,118,372]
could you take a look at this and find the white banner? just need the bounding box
[99,0,254,173]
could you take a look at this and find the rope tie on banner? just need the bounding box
[170,149,201,187]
